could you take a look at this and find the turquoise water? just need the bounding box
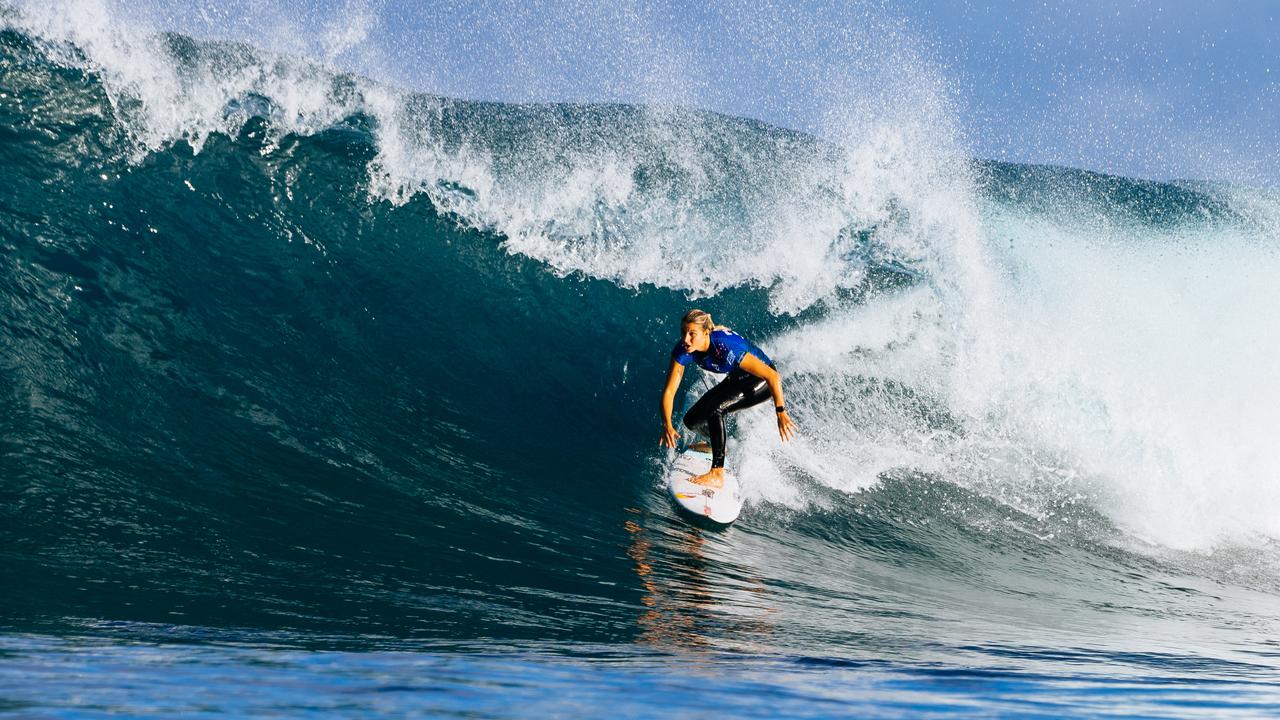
[2,11,1279,717]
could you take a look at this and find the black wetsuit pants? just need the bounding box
[682,370,772,469]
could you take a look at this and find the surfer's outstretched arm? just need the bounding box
[659,359,685,448]
[738,353,797,442]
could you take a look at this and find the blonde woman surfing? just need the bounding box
[659,309,796,488]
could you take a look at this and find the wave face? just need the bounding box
[3,5,1280,706]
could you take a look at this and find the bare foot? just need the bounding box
[688,441,712,453]
[689,467,725,488]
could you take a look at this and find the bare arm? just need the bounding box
[659,359,685,448]
[738,353,796,441]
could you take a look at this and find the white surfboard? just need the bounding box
[666,444,743,527]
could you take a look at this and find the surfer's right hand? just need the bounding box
[660,425,679,449]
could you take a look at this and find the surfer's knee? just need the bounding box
[683,412,713,437]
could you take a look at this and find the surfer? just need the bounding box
[660,309,796,488]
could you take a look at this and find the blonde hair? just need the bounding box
[682,308,713,331]
[681,309,727,332]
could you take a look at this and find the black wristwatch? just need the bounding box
[775,406,786,414]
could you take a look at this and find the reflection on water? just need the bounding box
[624,506,777,653]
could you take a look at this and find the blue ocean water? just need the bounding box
[2,5,1280,717]
[3,634,1278,718]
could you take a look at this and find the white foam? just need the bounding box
[738,192,1280,551]
[965,206,1280,548]
[8,0,375,155]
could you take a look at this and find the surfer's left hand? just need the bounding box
[777,410,796,442]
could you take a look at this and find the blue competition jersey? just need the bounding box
[672,328,775,374]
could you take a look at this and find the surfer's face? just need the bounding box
[681,323,710,353]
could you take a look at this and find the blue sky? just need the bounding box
[911,2,1278,184]
[160,0,1278,185]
